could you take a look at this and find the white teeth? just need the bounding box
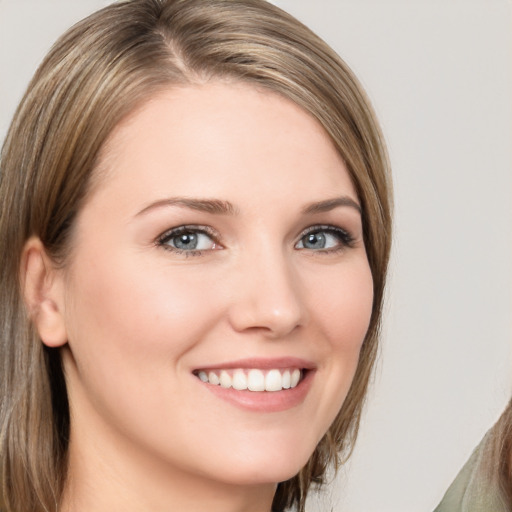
[247,369,265,391]
[265,369,282,392]
[197,368,304,392]
[219,370,232,388]
[282,370,291,389]
[232,369,248,390]
[291,369,301,388]
[208,371,220,386]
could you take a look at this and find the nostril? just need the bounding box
[227,302,304,338]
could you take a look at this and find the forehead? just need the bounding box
[89,82,356,208]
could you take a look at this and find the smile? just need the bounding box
[195,368,303,392]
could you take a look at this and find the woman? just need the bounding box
[435,401,512,512]
[0,1,392,511]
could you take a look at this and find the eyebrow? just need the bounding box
[136,197,239,217]
[136,195,361,217]
[302,196,362,215]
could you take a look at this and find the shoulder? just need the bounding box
[434,433,508,512]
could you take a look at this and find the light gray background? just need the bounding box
[1,1,511,511]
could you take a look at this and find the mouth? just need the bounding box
[192,358,316,412]
[194,367,305,392]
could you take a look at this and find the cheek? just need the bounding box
[62,256,225,441]
[62,255,225,402]
[310,261,374,355]
[288,259,374,446]
[67,256,214,346]
[312,259,373,402]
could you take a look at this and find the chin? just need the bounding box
[217,466,301,487]
[209,446,315,487]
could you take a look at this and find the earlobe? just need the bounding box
[21,237,68,348]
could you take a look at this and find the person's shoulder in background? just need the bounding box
[434,430,509,512]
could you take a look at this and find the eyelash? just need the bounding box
[156,225,221,257]
[156,224,355,256]
[296,225,355,253]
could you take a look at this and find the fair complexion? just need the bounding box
[23,82,373,512]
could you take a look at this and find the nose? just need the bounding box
[226,247,306,338]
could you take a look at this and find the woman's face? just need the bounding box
[57,83,373,490]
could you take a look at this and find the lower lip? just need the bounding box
[197,370,315,413]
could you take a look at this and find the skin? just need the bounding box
[24,82,374,512]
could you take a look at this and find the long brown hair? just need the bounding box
[0,1,392,511]
[484,400,512,506]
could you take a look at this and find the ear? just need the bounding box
[21,237,68,347]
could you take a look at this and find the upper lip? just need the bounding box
[194,357,316,371]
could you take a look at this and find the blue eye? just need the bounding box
[296,226,353,251]
[158,226,218,253]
